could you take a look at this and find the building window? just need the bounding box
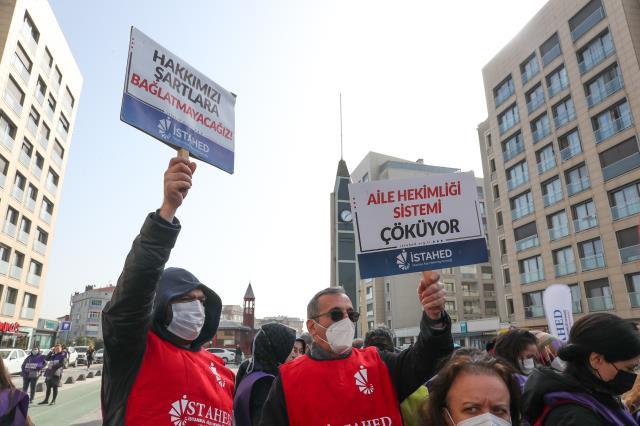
[13,43,32,82]
[531,113,551,144]
[494,75,515,107]
[572,199,597,232]
[526,83,545,114]
[558,128,582,162]
[53,66,62,92]
[536,144,556,174]
[506,298,514,315]
[4,77,25,115]
[609,180,640,220]
[569,0,605,42]
[4,207,18,238]
[498,104,519,135]
[506,160,529,191]
[546,64,569,97]
[592,99,632,144]
[519,255,544,284]
[57,114,69,138]
[514,221,539,252]
[496,211,503,227]
[18,216,31,244]
[565,163,590,196]
[0,154,8,187]
[20,292,36,319]
[577,29,614,74]
[503,268,511,285]
[616,227,640,263]
[626,273,640,308]
[553,246,576,277]
[552,97,576,129]
[547,209,569,241]
[11,251,24,280]
[0,113,17,148]
[599,137,640,181]
[88,311,100,319]
[27,260,41,286]
[40,197,54,224]
[63,87,75,110]
[445,301,456,312]
[38,122,50,149]
[523,290,544,318]
[570,284,582,313]
[510,191,534,221]
[585,63,623,108]
[21,13,39,44]
[585,277,613,311]
[540,33,561,66]
[2,287,18,316]
[53,140,65,166]
[444,280,455,293]
[578,237,605,271]
[463,300,480,315]
[520,53,540,85]
[485,301,497,316]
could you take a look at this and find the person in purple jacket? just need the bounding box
[38,344,66,406]
[20,346,45,403]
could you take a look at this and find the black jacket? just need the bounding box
[100,212,223,425]
[259,312,454,425]
[523,367,629,425]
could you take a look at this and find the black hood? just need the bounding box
[151,267,221,351]
[523,367,617,422]
[250,323,296,375]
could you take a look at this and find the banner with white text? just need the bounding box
[349,172,489,278]
[121,27,236,173]
[543,284,574,342]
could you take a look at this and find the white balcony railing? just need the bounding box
[9,265,22,280]
[571,7,605,41]
[17,230,28,245]
[537,157,556,174]
[549,224,569,241]
[20,306,34,320]
[1,303,15,317]
[520,269,544,284]
[560,144,582,162]
[587,295,613,312]
[512,203,534,220]
[0,132,14,151]
[26,272,40,287]
[516,235,539,252]
[587,76,623,108]
[3,222,16,238]
[507,174,529,191]
[581,253,606,271]
[524,306,545,318]
[594,113,633,143]
[543,190,563,207]
[573,215,598,232]
[555,262,577,277]
[33,240,46,255]
[567,178,590,196]
[611,200,640,220]
[620,244,640,263]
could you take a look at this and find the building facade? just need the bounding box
[68,285,115,342]
[220,305,243,323]
[479,0,640,329]
[350,152,498,346]
[255,316,304,336]
[0,0,82,347]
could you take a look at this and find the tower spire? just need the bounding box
[340,93,343,160]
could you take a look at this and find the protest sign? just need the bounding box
[543,284,574,342]
[349,172,488,278]
[120,27,236,173]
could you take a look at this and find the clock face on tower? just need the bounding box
[340,210,353,223]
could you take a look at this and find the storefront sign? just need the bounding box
[0,322,20,333]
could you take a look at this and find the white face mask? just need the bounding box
[167,299,205,341]
[550,357,566,372]
[447,410,512,426]
[315,318,355,354]
[519,357,535,374]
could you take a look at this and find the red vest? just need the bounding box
[280,347,402,426]
[125,331,234,426]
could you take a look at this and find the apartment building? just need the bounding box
[479,0,640,328]
[0,0,82,347]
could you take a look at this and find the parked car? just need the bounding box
[75,346,89,365]
[206,348,235,363]
[94,348,104,364]
[0,349,27,375]
[64,347,78,368]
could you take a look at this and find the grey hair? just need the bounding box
[307,287,346,319]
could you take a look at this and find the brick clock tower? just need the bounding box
[243,283,255,330]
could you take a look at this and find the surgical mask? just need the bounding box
[315,318,355,354]
[31,350,38,356]
[446,410,511,426]
[519,358,535,375]
[167,299,205,341]
[550,357,566,372]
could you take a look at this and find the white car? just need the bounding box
[64,347,78,368]
[206,348,235,364]
[74,346,89,365]
[94,349,104,364]
[0,349,27,375]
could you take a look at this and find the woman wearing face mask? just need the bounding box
[233,323,296,426]
[20,346,45,403]
[523,313,640,425]
[493,329,538,392]
[530,331,566,372]
[423,352,521,426]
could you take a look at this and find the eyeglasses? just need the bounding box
[312,308,360,323]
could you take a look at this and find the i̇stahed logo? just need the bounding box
[158,117,172,140]
[354,365,374,395]
[396,250,410,271]
[168,394,232,426]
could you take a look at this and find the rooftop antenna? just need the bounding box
[340,93,344,160]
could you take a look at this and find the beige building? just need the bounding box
[255,316,305,336]
[0,0,82,347]
[350,152,499,348]
[479,0,640,329]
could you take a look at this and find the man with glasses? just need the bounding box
[260,271,452,425]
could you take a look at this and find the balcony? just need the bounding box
[537,157,556,174]
[11,186,24,202]
[554,110,576,129]
[549,80,569,98]
[620,244,640,263]
[484,291,497,297]
[1,303,15,317]
[495,87,514,108]
[17,230,28,245]
[25,197,35,211]
[0,132,14,151]
[581,253,606,271]
[46,181,57,195]
[503,143,524,162]
[37,131,48,149]
[44,107,53,121]
[4,90,23,116]
[571,7,605,41]
[512,203,534,221]
[549,224,569,241]
[532,123,551,144]
[20,26,37,53]
[587,76,623,108]
[0,260,7,275]
[34,89,44,105]
[611,199,640,220]
[26,119,37,136]
[33,240,46,255]
[499,119,519,135]
[10,265,22,280]
[2,222,16,238]
[524,305,545,318]
[40,209,52,224]
[543,190,563,207]
[629,292,640,308]
[560,144,582,162]
[20,307,34,320]
[587,295,613,312]
[462,291,480,297]
[522,66,539,85]
[527,96,545,114]
[579,44,615,75]
[594,113,633,143]
[26,272,39,287]
[31,165,42,181]
[52,152,63,167]
[507,174,529,191]
[602,152,640,181]
[520,269,544,284]
[19,150,31,167]
[57,125,68,141]
[567,177,590,196]
[516,235,539,252]
[574,215,598,232]
[555,262,577,277]
[11,58,30,84]
[542,44,561,67]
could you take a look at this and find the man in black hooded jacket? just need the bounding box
[101,156,235,425]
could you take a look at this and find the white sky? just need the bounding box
[42,0,548,321]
